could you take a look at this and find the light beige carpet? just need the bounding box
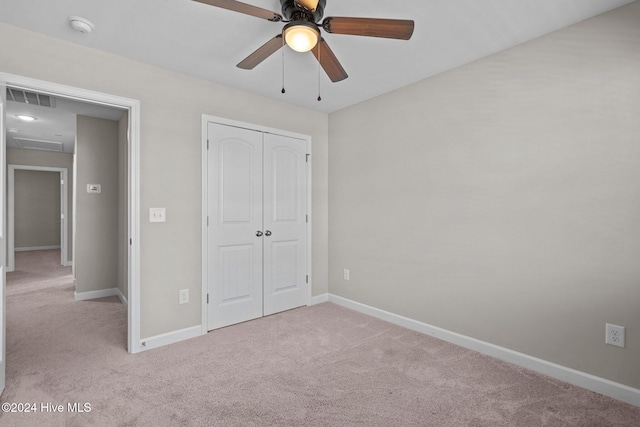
[1,250,639,426]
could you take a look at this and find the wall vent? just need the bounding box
[6,88,56,108]
[13,137,64,152]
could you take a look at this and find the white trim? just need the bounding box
[73,288,129,308]
[8,165,68,272]
[63,261,73,268]
[328,294,640,407]
[116,288,128,308]
[74,287,127,307]
[201,115,313,334]
[0,72,142,354]
[202,115,312,140]
[127,92,142,354]
[1,74,6,394]
[139,326,202,352]
[306,137,313,309]
[74,287,119,301]
[15,246,61,252]
[72,152,76,283]
[200,117,208,335]
[310,293,329,305]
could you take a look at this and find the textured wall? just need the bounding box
[328,3,640,388]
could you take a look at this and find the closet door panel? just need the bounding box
[263,133,308,316]
[207,123,264,330]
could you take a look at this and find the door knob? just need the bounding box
[256,231,263,237]
[265,230,272,236]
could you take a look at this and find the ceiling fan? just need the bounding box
[193,0,415,82]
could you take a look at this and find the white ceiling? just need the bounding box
[0,0,634,114]
[5,92,125,154]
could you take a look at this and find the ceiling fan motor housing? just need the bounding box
[281,0,326,22]
[197,0,413,83]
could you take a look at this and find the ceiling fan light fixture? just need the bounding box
[283,21,319,53]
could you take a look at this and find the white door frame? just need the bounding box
[7,165,68,271]
[1,77,6,394]
[201,114,313,334]
[0,72,142,354]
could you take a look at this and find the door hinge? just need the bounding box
[306,154,310,163]
[306,275,309,284]
[60,179,64,185]
[207,216,209,226]
[207,293,209,304]
[130,238,132,245]
[306,214,308,223]
[61,213,65,219]
[207,140,210,150]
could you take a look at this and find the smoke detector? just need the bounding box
[68,16,95,34]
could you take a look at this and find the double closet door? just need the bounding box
[206,122,309,331]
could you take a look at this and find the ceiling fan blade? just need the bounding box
[295,0,319,12]
[237,34,284,69]
[311,38,348,83]
[322,17,415,40]
[193,0,282,22]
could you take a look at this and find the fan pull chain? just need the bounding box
[281,36,286,94]
[317,41,322,101]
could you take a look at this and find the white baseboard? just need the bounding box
[75,287,129,308]
[74,288,119,301]
[139,326,202,352]
[63,260,73,267]
[15,245,61,252]
[310,293,329,305]
[328,294,640,407]
[116,288,128,308]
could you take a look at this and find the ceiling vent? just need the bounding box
[13,137,64,152]
[6,88,56,108]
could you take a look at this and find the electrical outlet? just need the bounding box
[344,269,350,281]
[179,289,189,304]
[605,323,625,348]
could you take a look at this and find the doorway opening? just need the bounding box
[1,72,141,355]
[7,166,68,272]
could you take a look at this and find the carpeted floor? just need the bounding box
[1,250,639,426]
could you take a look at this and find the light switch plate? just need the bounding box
[149,207,166,223]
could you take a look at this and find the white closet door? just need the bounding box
[207,123,264,330]
[263,133,308,316]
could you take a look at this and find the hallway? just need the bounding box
[3,249,127,424]
[7,249,72,295]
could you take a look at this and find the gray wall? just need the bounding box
[328,3,640,389]
[14,170,60,249]
[7,148,74,263]
[5,1,634,391]
[0,21,329,339]
[75,115,119,294]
